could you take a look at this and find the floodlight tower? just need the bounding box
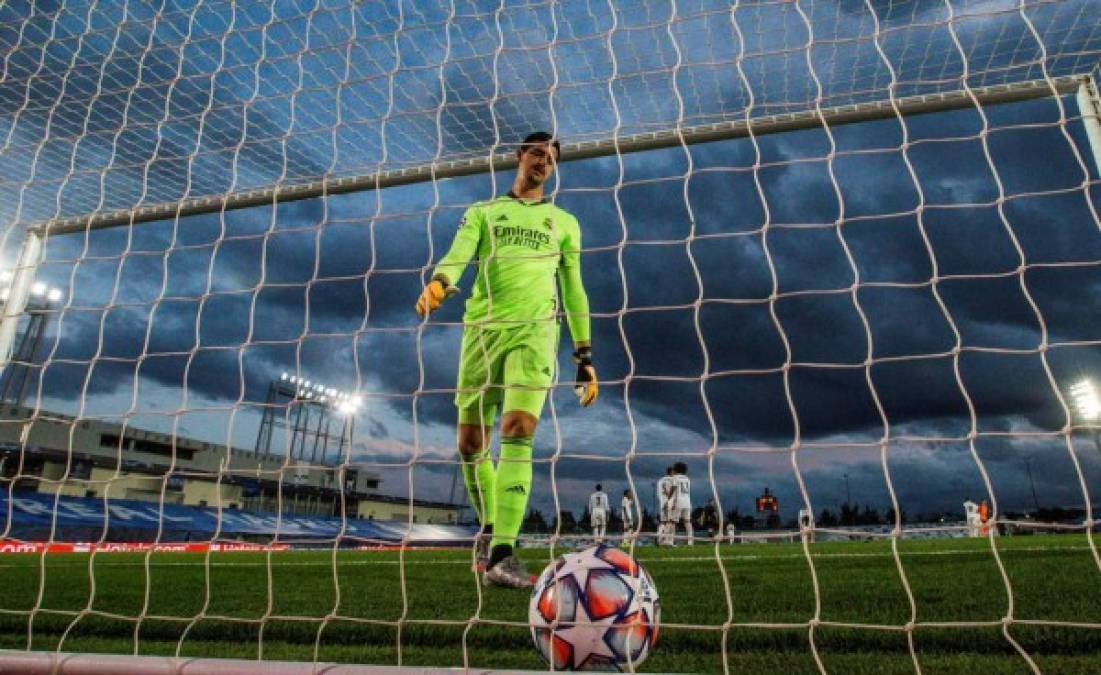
[1070,379,1101,456]
[0,273,65,410]
[253,372,362,465]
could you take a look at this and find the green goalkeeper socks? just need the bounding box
[490,436,533,550]
[460,449,496,527]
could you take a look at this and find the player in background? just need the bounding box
[589,484,610,543]
[963,498,980,538]
[672,462,693,546]
[978,499,993,536]
[656,467,676,546]
[620,489,635,543]
[416,132,598,589]
[698,497,719,540]
[798,508,814,543]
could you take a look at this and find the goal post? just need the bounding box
[1079,74,1101,176]
[0,0,1100,673]
[0,230,42,368]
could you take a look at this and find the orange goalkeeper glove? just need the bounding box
[415,278,459,317]
[573,347,598,407]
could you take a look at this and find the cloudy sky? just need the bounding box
[1,0,1100,523]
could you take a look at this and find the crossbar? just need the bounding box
[31,75,1085,237]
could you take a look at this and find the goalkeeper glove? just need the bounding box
[573,346,598,407]
[415,277,459,318]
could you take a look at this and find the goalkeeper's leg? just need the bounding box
[485,411,538,588]
[485,327,554,588]
[455,328,504,571]
[457,420,496,527]
[492,422,535,555]
[458,422,495,570]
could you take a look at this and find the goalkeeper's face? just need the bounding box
[518,143,557,188]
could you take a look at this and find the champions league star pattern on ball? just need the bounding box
[528,545,660,671]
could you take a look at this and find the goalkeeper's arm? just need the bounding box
[559,260,596,406]
[415,208,480,317]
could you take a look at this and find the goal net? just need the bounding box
[0,0,1099,672]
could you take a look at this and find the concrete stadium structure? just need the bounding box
[0,406,461,525]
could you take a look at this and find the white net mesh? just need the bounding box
[0,0,1098,226]
[0,0,1100,672]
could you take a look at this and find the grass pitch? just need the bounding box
[0,534,1099,673]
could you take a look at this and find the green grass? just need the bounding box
[0,535,1099,673]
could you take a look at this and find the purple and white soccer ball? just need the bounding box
[528,545,660,671]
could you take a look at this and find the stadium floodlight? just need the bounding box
[1070,380,1100,421]
[0,270,11,284]
[46,288,62,303]
[0,288,8,302]
[30,282,46,297]
[337,395,362,415]
[280,372,289,381]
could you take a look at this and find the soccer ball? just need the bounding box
[528,545,659,671]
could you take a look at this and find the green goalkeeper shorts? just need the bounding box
[455,320,558,426]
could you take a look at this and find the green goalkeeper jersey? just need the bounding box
[432,193,591,343]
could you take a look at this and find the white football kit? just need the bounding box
[656,475,676,545]
[589,490,609,540]
[657,476,675,519]
[670,473,693,546]
[963,500,980,537]
[621,496,634,528]
[673,474,692,521]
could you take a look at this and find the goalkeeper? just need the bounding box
[416,131,597,589]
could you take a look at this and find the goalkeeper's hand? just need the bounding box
[415,278,459,318]
[573,346,598,407]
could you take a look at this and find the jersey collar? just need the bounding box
[506,190,547,205]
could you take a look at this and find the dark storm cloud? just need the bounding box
[34,96,1100,449]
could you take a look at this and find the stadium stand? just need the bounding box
[0,490,476,549]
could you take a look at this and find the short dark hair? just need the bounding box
[623,489,631,496]
[519,131,560,159]
[596,483,602,491]
[674,462,687,474]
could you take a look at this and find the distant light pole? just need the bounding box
[1070,379,1101,456]
[843,473,852,506]
[254,373,362,463]
[0,275,66,409]
[1024,456,1040,512]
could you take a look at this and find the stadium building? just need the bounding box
[0,405,461,525]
